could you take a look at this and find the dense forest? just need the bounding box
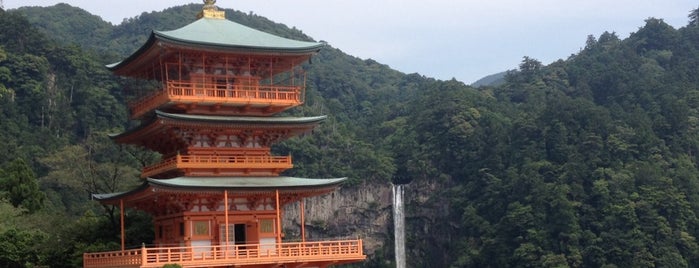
[1,3,699,267]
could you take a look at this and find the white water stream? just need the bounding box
[393,183,406,268]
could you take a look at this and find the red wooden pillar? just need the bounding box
[276,189,281,244]
[224,190,229,248]
[300,198,305,242]
[120,199,125,251]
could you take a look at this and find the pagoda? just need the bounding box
[83,1,365,267]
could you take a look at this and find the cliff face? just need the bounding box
[283,181,394,254]
[283,178,454,265]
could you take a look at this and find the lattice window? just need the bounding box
[219,224,234,244]
[260,219,274,234]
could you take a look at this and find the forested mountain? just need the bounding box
[471,71,508,87]
[2,3,699,267]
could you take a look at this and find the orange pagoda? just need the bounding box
[83,1,365,267]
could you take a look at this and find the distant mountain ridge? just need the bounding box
[14,3,112,51]
[11,3,321,61]
[471,70,508,87]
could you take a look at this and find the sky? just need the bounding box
[4,1,698,84]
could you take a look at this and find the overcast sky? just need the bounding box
[4,1,698,83]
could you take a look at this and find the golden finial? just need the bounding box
[197,0,225,19]
[203,0,216,8]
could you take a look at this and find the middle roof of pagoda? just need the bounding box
[110,110,326,150]
[107,14,324,73]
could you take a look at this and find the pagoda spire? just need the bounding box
[197,0,225,19]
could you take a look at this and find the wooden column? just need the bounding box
[224,190,229,247]
[120,199,125,251]
[275,189,281,244]
[300,198,306,242]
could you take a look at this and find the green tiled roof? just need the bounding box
[156,110,327,124]
[107,17,324,71]
[155,17,324,53]
[92,176,346,201]
[109,111,327,140]
[151,176,346,189]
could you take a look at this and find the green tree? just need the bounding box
[0,228,47,267]
[39,132,141,218]
[0,191,48,267]
[0,158,44,213]
[689,6,699,27]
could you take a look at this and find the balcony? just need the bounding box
[83,239,365,268]
[141,154,293,178]
[129,80,304,119]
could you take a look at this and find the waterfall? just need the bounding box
[393,183,406,268]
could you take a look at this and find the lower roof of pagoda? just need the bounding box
[92,176,346,205]
[110,110,326,150]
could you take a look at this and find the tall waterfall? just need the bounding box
[393,183,406,268]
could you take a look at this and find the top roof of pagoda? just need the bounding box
[153,18,324,53]
[107,2,324,71]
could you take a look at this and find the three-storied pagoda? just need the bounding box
[83,1,365,267]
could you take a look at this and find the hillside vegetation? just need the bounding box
[1,3,699,267]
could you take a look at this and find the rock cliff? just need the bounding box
[283,181,394,255]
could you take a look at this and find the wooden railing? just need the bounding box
[83,249,143,267]
[128,80,304,118]
[84,239,365,268]
[141,154,293,178]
